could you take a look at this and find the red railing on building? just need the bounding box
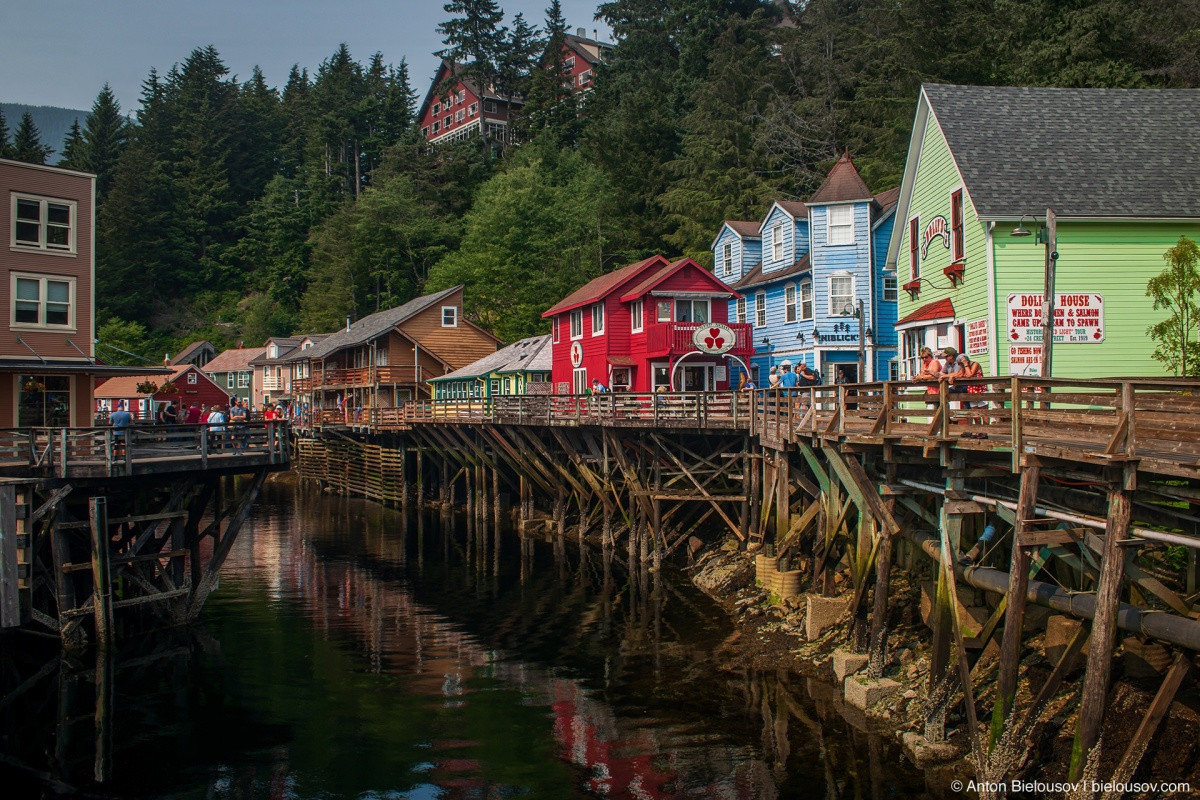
[644,322,754,356]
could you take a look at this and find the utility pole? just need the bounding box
[1040,208,1058,377]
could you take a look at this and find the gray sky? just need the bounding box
[1,0,609,113]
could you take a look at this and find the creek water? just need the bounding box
[1,479,931,799]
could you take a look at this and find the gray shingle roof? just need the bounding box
[923,83,1200,219]
[430,335,551,382]
[283,287,460,362]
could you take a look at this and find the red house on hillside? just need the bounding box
[541,255,753,393]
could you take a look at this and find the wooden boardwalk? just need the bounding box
[0,421,290,479]
[303,378,1200,481]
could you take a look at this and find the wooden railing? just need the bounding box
[0,421,290,478]
[291,377,1200,476]
[295,365,422,392]
[644,321,755,355]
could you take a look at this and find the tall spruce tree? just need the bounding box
[436,0,508,94]
[59,120,86,169]
[12,112,53,164]
[0,108,11,159]
[518,0,579,144]
[80,84,129,198]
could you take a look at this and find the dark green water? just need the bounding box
[0,480,930,799]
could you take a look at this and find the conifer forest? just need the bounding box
[2,0,1197,361]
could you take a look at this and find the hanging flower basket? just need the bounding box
[159,380,180,395]
[136,380,159,395]
[22,379,45,393]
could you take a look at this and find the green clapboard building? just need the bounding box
[428,334,552,400]
[887,84,1200,379]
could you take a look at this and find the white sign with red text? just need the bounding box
[1007,293,1104,344]
[1008,344,1042,376]
[966,318,989,356]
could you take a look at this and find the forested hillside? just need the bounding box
[3,0,1197,363]
[0,104,88,161]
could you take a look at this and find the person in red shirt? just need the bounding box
[184,402,204,425]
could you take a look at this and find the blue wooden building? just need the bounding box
[712,154,900,384]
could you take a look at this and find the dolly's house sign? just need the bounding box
[921,215,950,259]
[570,341,584,367]
[692,323,736,355]
[1007,293,1104,344]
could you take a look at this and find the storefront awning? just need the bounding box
[895,298,956,331]
[0,359,171,376]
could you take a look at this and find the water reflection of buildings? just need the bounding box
[234,488,787,800]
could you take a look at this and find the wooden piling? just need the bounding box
[88,497,113,649]
[1070,481,1131,781]
[993,462,1040,743]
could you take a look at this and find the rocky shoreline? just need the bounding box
[686,540,1200,798]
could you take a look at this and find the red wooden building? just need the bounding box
[94,365,229,420]
[541,255,753,393]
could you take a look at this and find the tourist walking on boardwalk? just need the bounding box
[778,360,798,388]
[768,366,780,388]
[797,363,821,387]
[207,405,226,451]
[185,402,204,425]
[229,398,250,453]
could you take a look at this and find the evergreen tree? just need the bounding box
[0,108,11,159]
[279,65,311,178]
[496,13,541,100]
[12,112,53,164]
[519,0,579,144]
[59,120,86,169]
[80,84,129,199]
[230,67,282,203]
[436,0,508,94]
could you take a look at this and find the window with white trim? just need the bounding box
[468,102,478,116]
[578,70,592,86]
[443,116,452,127]
[455,109,465,122]
[883,274,898,302]
[755,292,766,327]
[830,275,854,315]
[238,372,250,388]
[12,195,76,253]
[570,309,583,339]
[784,284,797,323]
[421,126,429,138]
[771,224,783,262]
[827,205,854,245]
[563,56,576,72]
[631,300,643,333]
[656,300,671,322]
[572,367,587,394]
[736,297,746,324]
[11,273,74,329]
[432,102,441,115]
[591,303,605,335]
[456,90,465,104]
[441,306,458,327]
[483,100,497,113]
[675,299,709,323]
[722,242,733,276]
[227,372,235,388]
[909,217,920,281]
[432,121,440,133]
[187,372,198,385]
[800,279,813,320]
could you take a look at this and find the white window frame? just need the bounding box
[771,223,783,262]
[563,55,576,72]
[455,109,465,122]
[432,121,440,133]
[187,372,197,385]
[674,299,710,323]
[827,204,855,246]
[227,372,235,388]
[755,292,766,328]
[722,242,733,276]
[12,194,77,255]
[11,272,76,331]
[572,367,587,394]
[736,297,746,324]
[457,90,466,104]
[578,70,592,86]
[800,279,813,321]
[784,283,797,323]
[591,303,605,336]
[421,126,429,138]
[883,274,898,302]
[432,102,441,115]
[441,306,458,328]
[631,300,643,333]
[570,309,584,340]
[468,102,478,116]
[484,100,497,114]
[830,274,855,315]
[656,300,671,322]
[238,371,250,389]
[443,115,452,127]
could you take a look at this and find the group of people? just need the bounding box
[913,346,985,393]
[105,396,290,454]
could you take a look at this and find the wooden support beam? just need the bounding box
[992,463,1041,745]
[89,497,113,649]
[1070,482,1132,781]
[1107,653,1191,787]
[186,470,267,621]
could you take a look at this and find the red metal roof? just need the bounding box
[807,152,875,205]
[896,298,956,327]
[542,255,669,317]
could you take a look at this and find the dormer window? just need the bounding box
[771,224,783,262]
[722,242,733,276]
[441,306,458,327]
[827,205,854,245]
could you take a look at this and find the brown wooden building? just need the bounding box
[284,286,500,417]
[0,158,159,428]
